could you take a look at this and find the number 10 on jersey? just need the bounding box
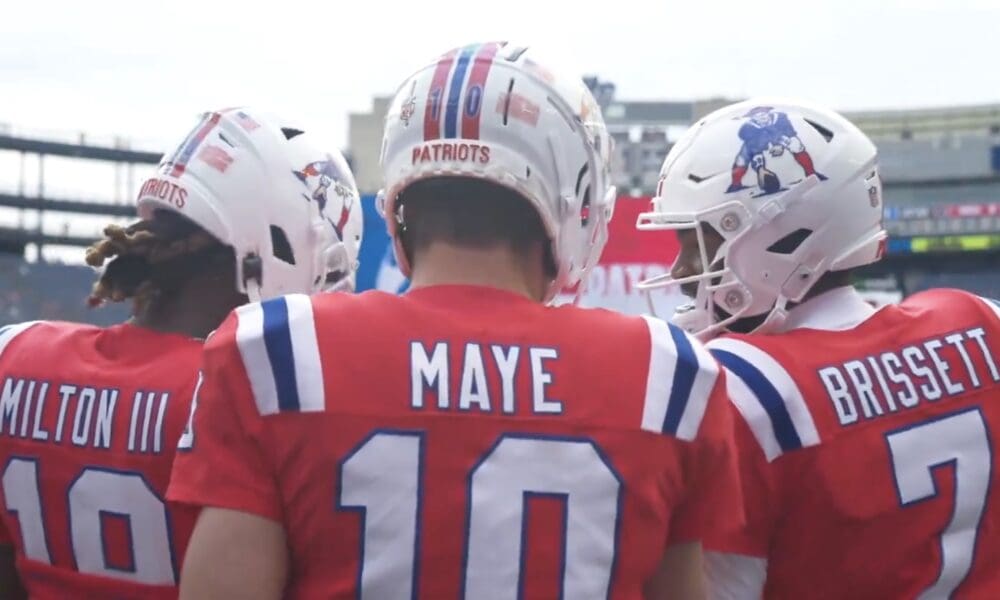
[338,431,623,599]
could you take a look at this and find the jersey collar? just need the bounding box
[780,286,877,332]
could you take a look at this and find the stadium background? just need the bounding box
[2,81,999,327]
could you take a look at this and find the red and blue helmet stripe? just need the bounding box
[164,112,222,177]
[422,42,503,142]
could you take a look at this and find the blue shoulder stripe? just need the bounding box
[661,324,697,435]
[261,298,301,412]
[711,348,803,453]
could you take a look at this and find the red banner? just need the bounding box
[556,197,684,316]
[942,202,1000,218]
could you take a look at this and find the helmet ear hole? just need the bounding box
[281,127,305,140]
[270,225,296,264]
[766,228,813,255]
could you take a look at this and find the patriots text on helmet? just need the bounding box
[137,177,187,209]
[411,142,491,165]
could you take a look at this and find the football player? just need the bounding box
[0,108,361,600]
[636,98,1000,598]
[169,42,743,599]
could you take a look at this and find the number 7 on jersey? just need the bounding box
[886,407,993,599]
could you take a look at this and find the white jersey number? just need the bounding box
[1,459,175,584]
[338,432,622,599]
[887,408,992,599]
[338,432,422,600]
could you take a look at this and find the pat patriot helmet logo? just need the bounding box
[293,156,355,239]
[400,81,417,127]
[727,106,827,196]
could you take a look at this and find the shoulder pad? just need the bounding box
[234,294,325,416]
[639,315,720,441]
[0,321,43,362]
[708,336,820,461]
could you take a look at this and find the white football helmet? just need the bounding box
[637,98,886,338]
[136,108,362,301]
[377,42,616,302]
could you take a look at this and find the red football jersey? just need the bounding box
[168,285,743,598]
[703,287,1000,599]
[0,320,202,599]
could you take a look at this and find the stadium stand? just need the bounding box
[858,250,1000,300]
[0,253,127,326]
[1,98,998,327]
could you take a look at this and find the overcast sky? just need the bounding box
[2,0,998,153]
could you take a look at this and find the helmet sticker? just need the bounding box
[293,156,355,239]
[726,106,827,196]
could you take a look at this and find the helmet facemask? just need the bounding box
[637,198,758,340]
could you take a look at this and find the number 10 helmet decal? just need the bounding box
[378,42,617,302]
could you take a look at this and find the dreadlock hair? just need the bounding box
[85,209,234,314]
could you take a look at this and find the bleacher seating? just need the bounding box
[0,254,127,327]
[904,269,1000,299]
[3,249,997,329]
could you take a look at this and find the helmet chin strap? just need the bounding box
[569,253,599,306]
[245,279,263,304]
[319,242,353,293]
[241,254,265,303]
[670,303,715,340]
[568,202,613,307]
[662,275,774,341]
[755,296,791,334]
